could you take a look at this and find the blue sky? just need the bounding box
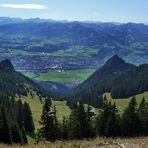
[0,0,147,23]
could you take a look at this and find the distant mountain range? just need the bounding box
[0,17,122,25]
[1,17,148,104]
[0,17,67,25]
[69,55,148,107]
[0,17,148,68]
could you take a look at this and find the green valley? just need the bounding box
[24,69,95,84]
[0,16,148,147]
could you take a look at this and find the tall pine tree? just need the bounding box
[24,102,35,133]
[38,99,59,141]
[121,97,141,137]
[0,108,12,143]
[96,98,120,137]
[138,98,148,135]
[105,103,120,137]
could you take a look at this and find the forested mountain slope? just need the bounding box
[70,55,148,107]
[0,59,49,99]
[69,55,135,107]
[0,59,52,144]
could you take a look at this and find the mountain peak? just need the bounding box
[100,55,135,73]
[105,55,125,66]
[0,59,14,71]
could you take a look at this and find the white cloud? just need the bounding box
[0,4,47,9]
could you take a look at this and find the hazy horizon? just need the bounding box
[0,16,148,25]
[0,0,147,24]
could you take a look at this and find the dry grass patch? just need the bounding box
[0,137,148,148]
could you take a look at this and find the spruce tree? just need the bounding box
[11,125,22,143]
[105,103,120,137]
[38,98,51,141]
[52,106,60,140]
[24,102,35,133]
[68,103,78,139]
[85,104,95,138]
[78,101,87,139]
[96,97,109,136]
[0,96,31,144]
[1,108,12,143]
[0,110,3,142]
[96,97,120,137]
[17,99,24,129]
[121,97,141,137]
[68,101,88,139]
[21,128,28,144]
[38,99,59,141]
[61,116,69,140]
[138,98,148,135]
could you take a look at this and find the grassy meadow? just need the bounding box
[105,92,148,112]
[21,96,71,130]
[17,91,148,145]
[20,91,148,133]
[24,69,95,84]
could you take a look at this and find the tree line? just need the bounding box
[111,64,148,98]
[37,96,148,142]
[0,97,34,144]
[0,95,147,144]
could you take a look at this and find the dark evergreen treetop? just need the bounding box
[0,97,34,144]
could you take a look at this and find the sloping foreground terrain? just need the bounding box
[0,137,147,148]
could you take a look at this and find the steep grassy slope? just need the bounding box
[21,96,71,130]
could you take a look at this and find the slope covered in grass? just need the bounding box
[21,91,148,131]
[21,95,71,130]
[104,91,148,112]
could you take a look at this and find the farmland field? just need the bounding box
[24,69,96,84]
